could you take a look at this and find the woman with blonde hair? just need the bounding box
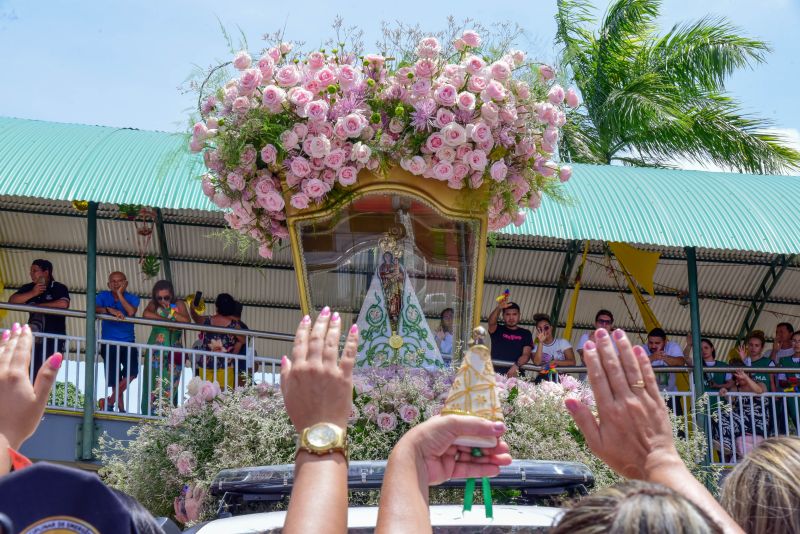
[720,436,800,534]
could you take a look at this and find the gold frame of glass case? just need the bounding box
[284,167,490,329]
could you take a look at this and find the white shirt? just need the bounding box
[765,347,794,362]
[437,332,453,359]
[777,356,800,383]
[533,338,573,365]
[641,340,684,391]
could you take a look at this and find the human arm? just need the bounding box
[171,301,191,323]
[34,298,69,309]
[8,284,44,304]
[565,329,744,534]
[556,346,576,367]
[375,415,511,534]
[487,304,503,334]
[115,282,137,317]
[508,344,532,378]
[281,309,359,534]
[734,371,766,394]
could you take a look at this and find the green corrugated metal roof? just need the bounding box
[0,116,211,210]
[504,163,800,255]
[2,117,799,255]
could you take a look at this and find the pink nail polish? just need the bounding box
[331,311,340,322]
[584,340,596,351]
[493,421,506,434]
[612,328,625,341]
[49,353,63,370]
[1,330,9,341]
[320,306,331,317]
[565,399,578,413]
[301,315,311,324]
[12,323,20,333]
[22,324,30,333]
[596,328,608,339]
[281,355,287,365]
[349,324,359,335]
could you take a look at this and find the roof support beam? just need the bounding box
[735,254,797,344]
[549,240,581,334]
[79,202,98,461]
[155,208,172,283]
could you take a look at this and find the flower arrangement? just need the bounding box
[99,370,713,525]
[191,29,578,258]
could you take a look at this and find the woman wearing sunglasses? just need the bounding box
[141,279,190,415]
[531,313,575,383]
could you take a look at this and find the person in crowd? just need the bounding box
[531,313,575,383]
[231,300,253,386]
[8,259,69,380]
[720,436,800,534]
[550,480,723,534]
[765,322,795,364]
[577,309,616,362]
[141,280,190,415]
[776,331,800,429]
[434,307,454,364]
[640,328,690,414]
[488,300,533,377]
[738,331,775,392]
[280,307,360,534]
[685,335,732,390]
[95,271,140,413]
[190,293,244,389]
[716,368,769,459]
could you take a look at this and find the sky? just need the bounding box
[1,0,799,158]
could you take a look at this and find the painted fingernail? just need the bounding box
[281,355,287,365]
[350,324,359,335]
[612,328,625,341]
[596,328,608,339]
[320,306,331,317]
[1,330,9,341]
[565,399,578,413]
[584,340,596,351]
[12,323,20,333]
[49,353,63,370]
[493,421,506,434]
[22,324,30,333]
[331,311,340,322]
[301,315,311,324]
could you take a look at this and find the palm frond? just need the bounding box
[555,0,597,83]
[599,0,660,47]
[646,16,770,92]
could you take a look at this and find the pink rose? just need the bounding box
[425,132,445,152]
[232,96,251,114]
[490,61,511,81]
[470,122,493,145]
[290,192,310,210]
[456,91,476,111]
[305,99,330,122]
[566,87,580,108]
[315,67,337,86]
[544,127,559,146]
[260,190,285,212]
[272,221,289,239]
[528,190,542,209]
[464,55,485,75]
[467,149,488,171]
[414,58,436,79]
[240,145,257,167]
[201,175,215,197]
[257,55,275,79]
[437,146,456,162]
[548,85,565,104]
[376,412,398,432]
[226,172,245,191]
[262,85,286,110]
[212,192,231,209]
[482,80,507,102]
[434,83,457,107]
[290,156,311,177]
[467,73,489,93]
[539,64,556,80]
[388,118,404,134]
[452,162,470,180]
[362,403,378,421]
[350,142,371,164]
[325,148,346,169]
[432,160,454,181]
[307,51,325,70]
[267,46,281,62]
[292,123,309,141]
[461,30,481,48]
[302,178,329,199]
[559,165,572,183]
[441,122,467,147]
[490,160,508,182]
[192,121,208,141]
[470,172,484,189]
[275,65,301,87]
[279,41,293,54]
[258,243,273,259]
[339,113,366,138]
[233,50,252,70]
[480,101,500,125]
[287,88,313,112]
[280,130,300,150]
[200,381,221,401]
[411,78,432,97]
[305,135,331,158]
[510,49,526,65]
[398,404,420,423]
[453,38,467,51]
[515,81,531,100]
[176,451,196,476]
[434,108,455,128]
[415,37,441,58]
[406,156,427,176]
[514,211,526,227]
[201,96,217,115]
[337,166,358,186]
[260,144,278,164]
[338,64,359,88]
[239,68,263,94]
[364,54,385,67]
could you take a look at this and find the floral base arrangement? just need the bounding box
[98,370,714,525]
[191,28,578,259]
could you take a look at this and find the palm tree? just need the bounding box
[555,0,800,173]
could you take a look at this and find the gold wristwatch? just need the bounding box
[296,422,348,459]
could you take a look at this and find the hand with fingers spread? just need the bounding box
[281,308,359,534]
[376,415,511,533]
[566,328,743,534]
[0,323,62,450]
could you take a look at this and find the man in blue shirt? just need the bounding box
[95,271,140,412]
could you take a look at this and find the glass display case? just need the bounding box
[286,168,488,368]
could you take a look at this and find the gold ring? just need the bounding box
[631,380,646,389]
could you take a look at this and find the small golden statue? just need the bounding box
[441,326,503,448]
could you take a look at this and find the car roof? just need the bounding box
[191,504,563,533]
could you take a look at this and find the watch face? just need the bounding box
[307,424,337,448]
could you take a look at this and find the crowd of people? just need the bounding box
[1,313,798,532]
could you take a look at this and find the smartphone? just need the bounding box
[194,291,203,304]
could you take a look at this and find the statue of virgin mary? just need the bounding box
[355,233,443,369]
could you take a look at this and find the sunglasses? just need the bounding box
[596,318,612,325]
[539,325,551,331]
[156,296,172,302]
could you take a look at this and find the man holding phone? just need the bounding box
[9,259,70,379]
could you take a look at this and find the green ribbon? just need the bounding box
[462,448,494,519]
